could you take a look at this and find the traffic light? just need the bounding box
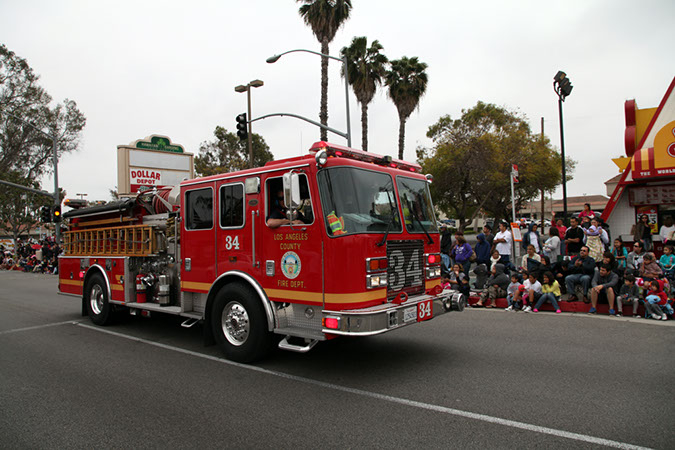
[559,77,573,98]
[554,71,573,100]
[236,113,248,141]
[40,206,52,223]
[52,205,61,222]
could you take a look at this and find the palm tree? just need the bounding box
[340,37,388,152]
[297,0,352,141]
[385,57,428,159]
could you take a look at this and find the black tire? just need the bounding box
[211,283,274,363]
[84,273,113,326]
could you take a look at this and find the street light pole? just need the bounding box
[553,71,573,224]
[267,49,352,147]
[557,97,568,222]
[235,79,264,168]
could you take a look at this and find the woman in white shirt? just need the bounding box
[660,216,675,243]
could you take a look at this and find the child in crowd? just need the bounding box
[644,279,668,320]
[533,271,562,313]
[616,274,641,318]
[448,263,470,297]
[490,249,501,272]
[514,272,541,313]
[611,239,628,270]
[505,273,522,311]
[639,253,663,281]
[441,273,452,291]
[659,245,675,277]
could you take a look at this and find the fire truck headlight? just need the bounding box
[315,149,328,167]
[366,274,387,289]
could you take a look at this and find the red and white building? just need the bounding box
[602,76,675,252]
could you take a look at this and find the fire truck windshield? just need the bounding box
[318,167,402,236]
[397,177,438,234]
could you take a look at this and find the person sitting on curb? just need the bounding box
[564,246,596,302]
[638,252,663,282]
[616,274,641,317]
[626,241,646,272]
[588,264,619,315]
[644,279,669,320]
[474,263,509,308]
[520,244,541,273]
[521,271,542,313]
[505,273,522,311]
[533,271,562,313]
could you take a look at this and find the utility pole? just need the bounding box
[541,117,546,229]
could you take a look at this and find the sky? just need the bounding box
[1,0,674,204]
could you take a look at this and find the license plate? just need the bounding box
[418,300,433,321]
[403,306,417,323]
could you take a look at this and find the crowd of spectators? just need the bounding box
[0,238,61,274]
[440,204,675,321]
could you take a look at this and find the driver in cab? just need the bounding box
[266,190,307,229]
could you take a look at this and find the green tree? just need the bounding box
[297,0,352,141]
[0,44,86,181]
[340,36,388,152]
[195,127,274,177]
[418,102,575,231]
[385,56,428,160]
[0,171,66,249]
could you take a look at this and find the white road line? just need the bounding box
[76,323,651,450]
[0,320,81,335]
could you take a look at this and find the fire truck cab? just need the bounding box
[59,142,464,362]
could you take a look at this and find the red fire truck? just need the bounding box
[58,141,465,362]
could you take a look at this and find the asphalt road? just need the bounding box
[1,271,673,449]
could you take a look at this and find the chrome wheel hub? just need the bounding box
[222,302,250,346]
[90,284,104,315]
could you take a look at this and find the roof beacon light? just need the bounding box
[308,142,422,173]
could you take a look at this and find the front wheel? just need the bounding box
[85,273,113,325]
[211,283,273,363]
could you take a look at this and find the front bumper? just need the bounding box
[322,289,465,336]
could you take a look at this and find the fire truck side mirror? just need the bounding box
[283,172,301,210]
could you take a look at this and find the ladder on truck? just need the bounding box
[63,224,157,256]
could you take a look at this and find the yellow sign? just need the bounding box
[612,157,630,172]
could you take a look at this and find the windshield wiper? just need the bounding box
[376,216,394,247]
[408,200,434,245]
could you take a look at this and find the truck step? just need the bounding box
[278,336,319,353]
[181,318,200,328]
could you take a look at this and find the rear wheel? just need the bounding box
[211,283,273,363]
[85,273,113,325]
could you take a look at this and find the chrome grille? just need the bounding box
[386,240,424,300]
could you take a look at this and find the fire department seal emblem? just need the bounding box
[281,251,301,279]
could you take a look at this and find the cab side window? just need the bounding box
[185,188,213,230]
[220,183,244,228]
[265,174,314,227]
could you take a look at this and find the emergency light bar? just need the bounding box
[309,141,421,173]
